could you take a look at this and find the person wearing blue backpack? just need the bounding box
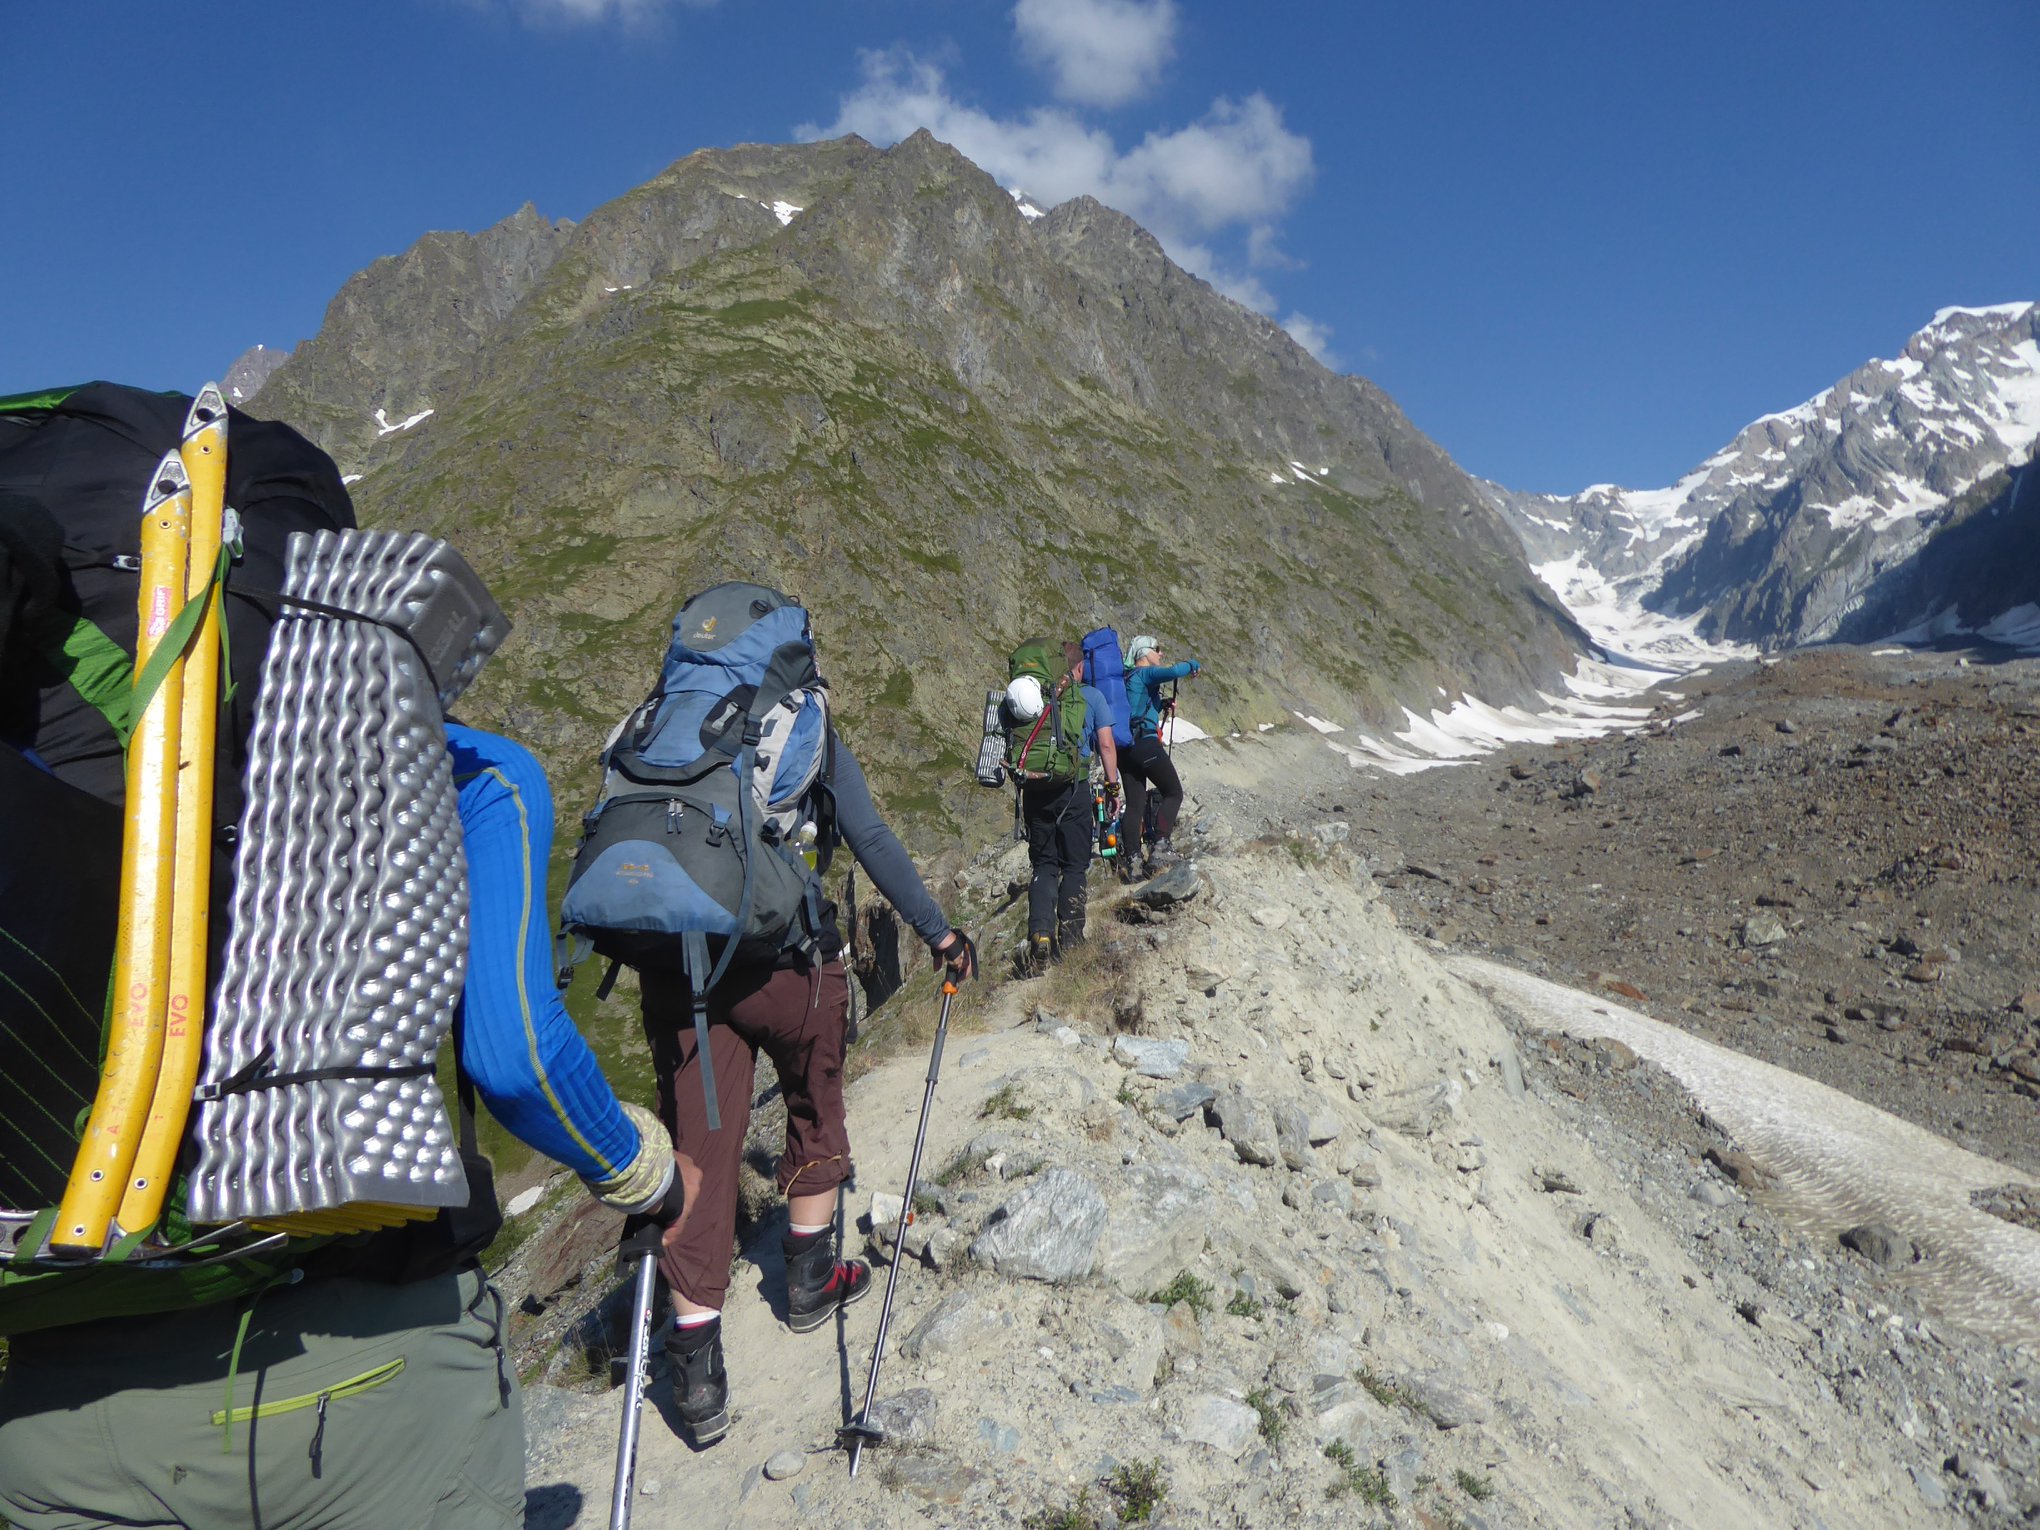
[1120,635,1201,877]
[558,582,976,1448]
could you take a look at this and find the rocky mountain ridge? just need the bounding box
[246,132,1585,844]
[1485,302,2040,652]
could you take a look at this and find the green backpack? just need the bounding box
[1005,638,1086,782]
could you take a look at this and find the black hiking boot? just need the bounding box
[1147,836,1182,871]
[1021,933,1054,977]
[664,1318,730,1445]
[784,1229,871,1333]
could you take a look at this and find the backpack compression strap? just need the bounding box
[681,638,818,1133]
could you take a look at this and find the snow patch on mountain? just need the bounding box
[1318,654,1683,776]
[373,406,434,436]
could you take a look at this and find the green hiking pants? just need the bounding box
[0,1264,522,1530]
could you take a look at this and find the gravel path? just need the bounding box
[1457,954,2040,1347]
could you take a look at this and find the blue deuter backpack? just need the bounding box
[560,583,835,1129]
[1081,627,1132,750]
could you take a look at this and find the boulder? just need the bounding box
[1207,1088,1280,1167]
[1112,1035,1191,1078]
[1273,1100,1317,1171]
[1179,1394,1260,1458]
[901,1292,989,1360]
[1094,1163,1209,1296]
[970,1168,1108,1283]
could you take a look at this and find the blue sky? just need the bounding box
[7,1,2035,494]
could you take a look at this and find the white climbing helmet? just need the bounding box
[1005,674,1045,722]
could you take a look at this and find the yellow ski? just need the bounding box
[51,454,192,1255]
[120,388,229,1234]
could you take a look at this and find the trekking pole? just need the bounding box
[840,977,959,1478]
[608,1236,662,1530]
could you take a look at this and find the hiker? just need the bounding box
[577,585,976,1448]
[1,729,688,1530]
[1006,641,1121,973]
[1120,635,1201,875]
[0,391,689,1530]
[0,388,683,1530]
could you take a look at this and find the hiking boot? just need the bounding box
[664,1319,730,1446]
[1147,836,1183,869]
[784,1230,871,1333]
[1022,933,1054,977]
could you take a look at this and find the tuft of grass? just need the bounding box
[1454,1468,1495,1501]
[1356,1366,1431,1420]
[979,1083,1034,1121]
[1023,1461,1166,1530]
[933,1146,991,1188]
[1021,1490,1095,1530]
[1107,1459,1167,1524]
[1225,1290,1265,1321]
[1145,1271,1213,1315]
[1116,1078,1139,1107]
[1246,1386,1285,1446]
[1323,1441,1395,1505]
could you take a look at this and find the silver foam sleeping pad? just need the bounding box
[186,530,509,1226]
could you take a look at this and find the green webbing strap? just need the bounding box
[123,542,233,749]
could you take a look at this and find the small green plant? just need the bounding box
[1454,1468,1495,1501]
[932,1146,989,1188]
[1145,1271,1213,1315]
[1246,1386,1285,1446]
[1108,1459,1167,1523]
[1021,1490,1096,1530]
[1225,1290,1265,1321]
[1323,1441,1396,1504]
[1116,1077,1139,1107]
[912,1190,942,1217]
[980,1083,1034,1121]
[1355,1366,1431,1420]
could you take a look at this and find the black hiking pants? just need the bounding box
[1022,777,1092,949]
[1120,734,1182,863]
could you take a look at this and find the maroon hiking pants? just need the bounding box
[640,959,853,1310]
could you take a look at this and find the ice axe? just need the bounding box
[840,975,960,1477]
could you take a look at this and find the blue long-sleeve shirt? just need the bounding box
[448,724,639,1183]
[1123,661,1197,740]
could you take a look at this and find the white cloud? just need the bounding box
[499,0,710,25]
[1013,0,1177,108]
[804,49,1314,319]
[1281,312,1340,369]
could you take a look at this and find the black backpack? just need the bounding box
[0,385,498,1331]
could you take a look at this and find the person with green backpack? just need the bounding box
[1005,639,1120,973]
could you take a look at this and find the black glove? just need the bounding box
[616,1174,686,1273]
[932,927,978,986]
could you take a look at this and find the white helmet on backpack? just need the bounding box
[1005,674,1045,723]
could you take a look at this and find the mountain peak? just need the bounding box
[1488,300,2040,657]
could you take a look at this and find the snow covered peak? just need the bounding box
[1486,301,2040,653]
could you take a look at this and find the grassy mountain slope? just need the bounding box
[256,132,1583,851]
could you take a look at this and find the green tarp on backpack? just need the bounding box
[1006,637,1086,782]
